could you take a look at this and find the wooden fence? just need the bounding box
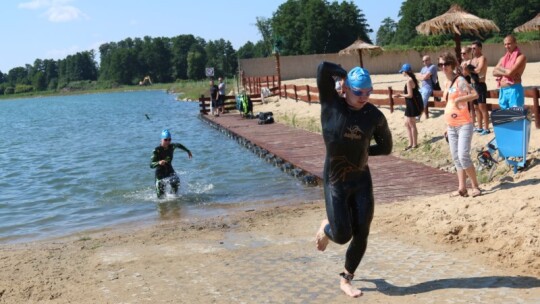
[199,77,540,129]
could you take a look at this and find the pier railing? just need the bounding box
[201,76,539,129]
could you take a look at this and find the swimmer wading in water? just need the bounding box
[150,129,192,198]
[314,62,392,298]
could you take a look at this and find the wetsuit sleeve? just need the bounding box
[172,143,191,154]
[150,148,160,169]
[317,61,347,103]
[369,114,393,156]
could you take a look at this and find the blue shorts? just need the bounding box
[499,83,524,109]
[419,86,432,108]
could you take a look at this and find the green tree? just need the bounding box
[32,71,47,91]
[237,41,257,59]
[376,18,397,46]
[270,0,372,55]
[7,67,28,86]
[171,34,198,80]
[254,17,273,57]
[187,43,207,80]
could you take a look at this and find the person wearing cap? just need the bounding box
[314,61,392,298]
[150,129,192,198]
[394,63,423,150]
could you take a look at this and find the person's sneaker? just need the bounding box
[474,128,483,133]
[480,129,491,135]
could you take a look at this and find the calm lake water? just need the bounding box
[0,90,322,244]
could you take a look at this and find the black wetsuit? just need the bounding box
[150,143,191,198]
[317,62,393,274]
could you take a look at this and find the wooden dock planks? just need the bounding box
[201,113,456,204]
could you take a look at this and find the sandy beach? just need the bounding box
[0,63,539,303]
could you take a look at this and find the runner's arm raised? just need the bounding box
[317,61,347,103]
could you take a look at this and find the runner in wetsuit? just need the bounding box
[314,62,393,298]
[150,129,192,198]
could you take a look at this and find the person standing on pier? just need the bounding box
[314,61,393,298]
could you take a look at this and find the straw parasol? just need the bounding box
[416,4,500,63]
[338,39,383,68]
[513,13,540,33]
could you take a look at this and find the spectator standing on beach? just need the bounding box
[209,79,219,116]
[314,61,393,298]
[459,46,473,81]
[394,63,423,150]
[417,55,438,120]
[438,52,481,198]
[493,35,527,109]
[470,41,490,135]
[217,77,226,115]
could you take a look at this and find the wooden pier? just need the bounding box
[200,113,457,204]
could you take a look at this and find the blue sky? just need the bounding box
[0,0,402,72]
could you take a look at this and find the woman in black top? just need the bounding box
[394,63,423,150]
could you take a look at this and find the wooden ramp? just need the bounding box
[200,113,456,204]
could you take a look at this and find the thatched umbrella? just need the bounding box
[338,39,383,68]
[513,13,540,33]
[416,4,500,63]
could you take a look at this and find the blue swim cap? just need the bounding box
[160,129,171,139]
[399,63,412,73]
[346,67,372,92]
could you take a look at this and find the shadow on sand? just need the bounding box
[359,276,540,296]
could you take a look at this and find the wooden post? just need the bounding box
[306,86,311,104]
[388,87,394,113]
[294,85,298,102]
[200,94,207,115]
[533,87,540,129]
[275,52,281,96]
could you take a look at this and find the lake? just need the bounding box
[0,90,322,243]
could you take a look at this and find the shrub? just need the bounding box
[14,84,34,94]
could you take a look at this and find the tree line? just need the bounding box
[1,0,537,96]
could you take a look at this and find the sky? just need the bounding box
[0,0,403,73]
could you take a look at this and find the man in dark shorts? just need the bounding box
[314,62,393,297]
[470,40,490,135]
[209,79,219,116]
[150,129,192,198]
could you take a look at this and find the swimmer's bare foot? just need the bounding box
[340,279,362,297]
[340,272,362,297]
[315,219,329,251]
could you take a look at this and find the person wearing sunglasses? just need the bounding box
[438,52,481,198]
[150,129,192,198]
[314,61,392,298]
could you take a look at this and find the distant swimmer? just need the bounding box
[145,114,151,120]
[315,62,392,298]
[150,129,192,198]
